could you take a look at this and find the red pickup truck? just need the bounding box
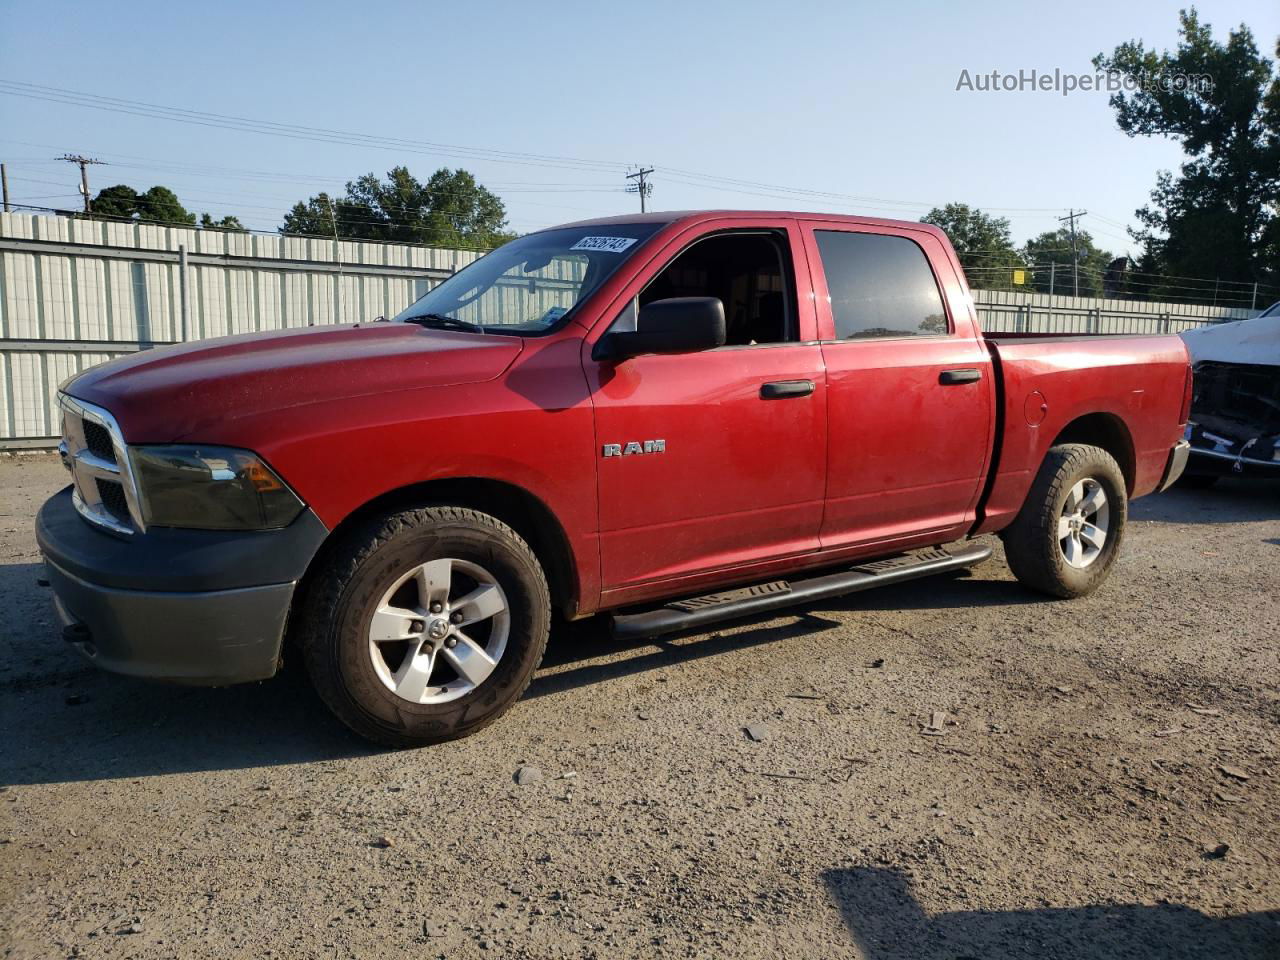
[38,211,1192,745]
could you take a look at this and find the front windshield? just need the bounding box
[392,223,663,333]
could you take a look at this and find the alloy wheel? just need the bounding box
[367,557,510,704]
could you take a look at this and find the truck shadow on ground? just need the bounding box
[1134,477,1279,526]
[824,866,1279,960]
[527,565,1032,701]
[1,561,1046,786]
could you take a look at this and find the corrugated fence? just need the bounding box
[973,288,1253,336]
[0,212,1260,448]
[0,212,483,446]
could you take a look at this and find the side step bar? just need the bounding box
[610,542,993,640]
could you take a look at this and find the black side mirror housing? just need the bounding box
[596,297,726,361]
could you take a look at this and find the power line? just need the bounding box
[0,80,629,174]
[0,84,1083,221]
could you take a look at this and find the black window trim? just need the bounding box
[811,226,955,344]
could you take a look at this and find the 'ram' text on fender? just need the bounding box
[603,440,666,457]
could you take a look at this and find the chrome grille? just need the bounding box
[58,394,145,535]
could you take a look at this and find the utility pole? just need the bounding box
[1,163,9,213]
[324,194,345,324]
[1058,209,1087,297]
[59,154,105,213]
[625,167,654,213]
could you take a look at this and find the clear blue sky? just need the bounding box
[2,0,1277,256]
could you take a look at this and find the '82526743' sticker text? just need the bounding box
[570,236,639,254]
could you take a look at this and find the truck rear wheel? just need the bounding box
[1002,443,1127,599]
[299,506,550,747]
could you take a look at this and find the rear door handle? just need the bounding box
[939,368,982,385]
[760,379,815,399]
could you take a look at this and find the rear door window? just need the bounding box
[814,231,949,339]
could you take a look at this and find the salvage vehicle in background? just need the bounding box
[1178,301,1280,488]
[37,211,1192,746]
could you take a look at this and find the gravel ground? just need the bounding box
[1,454,1277,959]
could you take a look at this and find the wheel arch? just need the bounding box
[294,477,581,625]
[1050,413,1136,494]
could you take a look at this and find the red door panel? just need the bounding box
[582,217,828,600]
[800,221,995,551]
[590,345,827,592]
[819,337,992,547]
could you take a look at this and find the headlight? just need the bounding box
[131,445,305,530]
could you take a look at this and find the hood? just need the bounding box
[66,322,523,443]
[1181,314,1280,366]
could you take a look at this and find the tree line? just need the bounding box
[89,183,246,232]
[87,166,515,250]
[920,203,1119,297]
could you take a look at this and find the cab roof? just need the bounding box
[552,210,949,243]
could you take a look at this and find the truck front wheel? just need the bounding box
[1002,443,1128,599]
[299,506,551,747]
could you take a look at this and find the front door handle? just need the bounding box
[760,379,815,399]
[939,368,982,386]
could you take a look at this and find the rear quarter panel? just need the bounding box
[976,334,1190,535]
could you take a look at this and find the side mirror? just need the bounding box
[596,297,726,361]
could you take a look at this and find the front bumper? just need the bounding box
[1155,439,1191,493]
[45,559,295,684]
[36,486,328,685]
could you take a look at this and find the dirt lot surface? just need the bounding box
[1,454,1277,959]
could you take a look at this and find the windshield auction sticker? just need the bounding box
[570,236,639,253]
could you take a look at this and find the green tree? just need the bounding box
[90,183,242,230]
[199,213,247,231]
[921,203,1026,289]
[279,192,347,236]
[1021,228,1115,297]
[90,184,140,220]
[1094,8,1280,296]
[135,186,195,226]
[282,167,516,249]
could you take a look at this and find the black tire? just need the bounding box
[298,506,550,747]
[1002,443,1127,599]
[1176,472,1219,490]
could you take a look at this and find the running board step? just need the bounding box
[609,542,993,640]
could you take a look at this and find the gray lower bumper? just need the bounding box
[1156,439,1191,493]
[45,558,294,685]
[36,485,326,686]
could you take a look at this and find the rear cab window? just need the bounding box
[812,230,950,340]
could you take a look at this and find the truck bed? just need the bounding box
[974,333,1191,534]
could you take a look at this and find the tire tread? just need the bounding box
[1003,443,1127,599]
[298,505,550,747]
